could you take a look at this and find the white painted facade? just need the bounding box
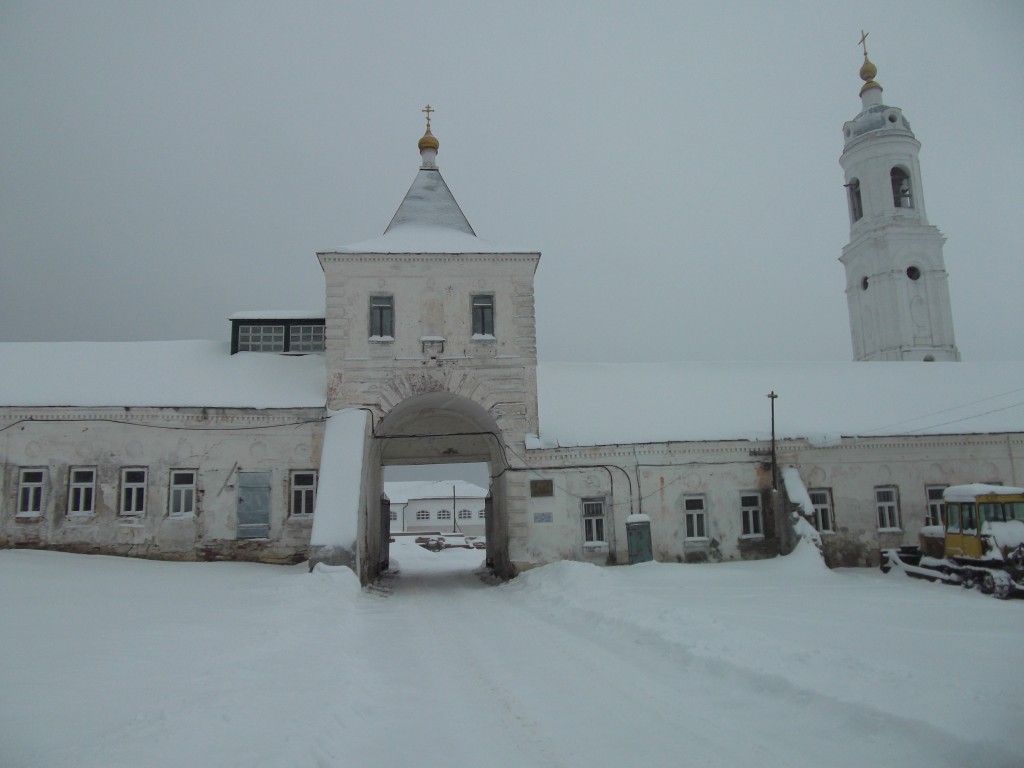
[0,406,322,563]
[385,481,488,537]
[839,52,959,362]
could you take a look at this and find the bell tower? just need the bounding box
[839,33,959,362]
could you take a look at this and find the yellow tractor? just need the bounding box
[880,484,1024,599]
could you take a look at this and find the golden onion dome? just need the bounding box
[418,128,439,152]
[418,104,439,153]
[859,55,878,83]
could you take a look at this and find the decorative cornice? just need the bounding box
[1,406,327,429]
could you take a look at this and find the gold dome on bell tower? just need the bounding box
[418,104,439,153]
[858,30,882,96]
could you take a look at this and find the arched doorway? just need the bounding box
[363,392,513,583]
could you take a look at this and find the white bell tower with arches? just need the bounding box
[839,34,960,362]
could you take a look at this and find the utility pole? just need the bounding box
[767,391,778,491]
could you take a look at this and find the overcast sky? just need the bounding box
[2,1,1022,362]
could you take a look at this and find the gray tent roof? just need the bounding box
[384,167,475,236]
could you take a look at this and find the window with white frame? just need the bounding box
[740,493,762,537]
[684,495,707,540]
[809,488,834,533]
[926,486,946,527]
[458,509,473,520]
[290,471,317,516]
[875,486,901,530]
[120,468,147,516]
[415,510,430,521]
[238,325,285,352]
[67,468,96,516]
[169,470,197,517]
[370,296,394,339]
[472,294,494,337]
[17,468,45,518]
[582,498,605,543]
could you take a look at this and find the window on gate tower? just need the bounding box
[472,294,494,337]
[370,296,394,339]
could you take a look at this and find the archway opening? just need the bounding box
[383,462,491,579]
[364,392,513,584]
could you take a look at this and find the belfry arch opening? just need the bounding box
[890,166,913,209]
[364,392,513,583]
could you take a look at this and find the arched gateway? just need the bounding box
[371,392,512,579]
[309,112,540,583]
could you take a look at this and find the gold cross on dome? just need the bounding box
[859,29,870,57]
[422,104,434,130]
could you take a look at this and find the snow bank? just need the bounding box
[309,409,369,562]
[3,548,1023,767]
[780,465,826,557]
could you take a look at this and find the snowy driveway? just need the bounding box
[2,544,1022,767]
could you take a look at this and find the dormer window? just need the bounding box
[238,324,285,352]
[230,315,325,354]
[846,178,863,223]
[891,167,913,208]
[472,294,494,337]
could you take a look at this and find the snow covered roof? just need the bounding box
[943,483,1024,502]
[2,342,1023,443]
[531,360,1024,447]
[228,310,324,321]
[384,480,489,504]
[0,341,326,409]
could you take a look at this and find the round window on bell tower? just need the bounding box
[906,266,921,280]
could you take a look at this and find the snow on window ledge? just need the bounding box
[471,333,496,342]
[369,335,394,343]
[877,527,902,533]
[15,513,41,521]
[583,541,608,549]
[739,534,764,540]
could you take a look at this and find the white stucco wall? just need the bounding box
[1,406,326,562]
[515,433,1024,570]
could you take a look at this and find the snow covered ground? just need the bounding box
[2,543,1022,768]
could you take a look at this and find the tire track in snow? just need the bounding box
[500,576,1024,768]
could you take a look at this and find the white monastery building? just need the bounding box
[2,49,1023,583]
[384,480,488,537]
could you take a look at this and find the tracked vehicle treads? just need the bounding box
[880,484,1024,599]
